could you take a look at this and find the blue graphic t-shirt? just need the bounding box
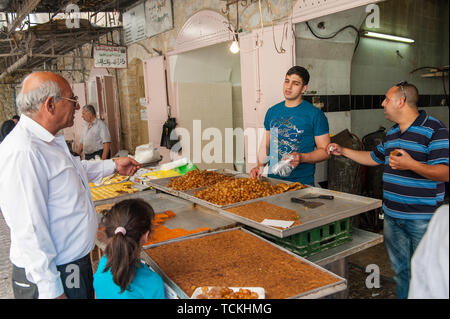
[264,100,329,185]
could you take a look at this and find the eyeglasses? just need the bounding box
[395,81,408,100]
[60,95,79,106]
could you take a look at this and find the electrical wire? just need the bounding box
[442,73,448,107]
[264,0,286,54]
[305,21,361,54]
[410,66,449,107]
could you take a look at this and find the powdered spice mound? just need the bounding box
[225,201,302,227]
[97,210,209,246]
[146,229,340,298]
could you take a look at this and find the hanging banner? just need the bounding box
[93,45,128,69]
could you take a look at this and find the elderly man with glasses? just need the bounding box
[0,72,142,299]
[327,82,449,299]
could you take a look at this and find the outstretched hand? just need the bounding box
[113,157,142,176]
[250,166,262,179]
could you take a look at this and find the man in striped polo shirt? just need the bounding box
[327,82,449,299]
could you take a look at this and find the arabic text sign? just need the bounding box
[94,45,127,69]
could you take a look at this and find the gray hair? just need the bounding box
[16,80,62,115]
[83,104,96,117]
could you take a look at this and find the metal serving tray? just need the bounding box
[92,182,151,205]
[141,227,347,299]
[217,187,382,238]
[94,190,237,249]
[145,168,239,197]
[148,169,303,209]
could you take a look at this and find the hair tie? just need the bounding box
[114,226,127,236]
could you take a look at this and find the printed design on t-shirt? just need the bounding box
[270,117,304,158]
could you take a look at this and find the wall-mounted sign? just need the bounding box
[123,2,146,45]
[145,0,174,38]
[93,45,128,69]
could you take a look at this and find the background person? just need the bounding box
[250,66,330,185]
[0,119,15,142]
[78,104,111,160]
[327,82,449,298]
[0,71,141,299]
[94,199,165,299]
[12,115,20,124]
[0,115,20,142]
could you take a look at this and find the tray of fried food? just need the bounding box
[191,286,264,299]
[166,169,234,190]
[193,178,306,206]
[91,182,139,201]
[276,181,308,192]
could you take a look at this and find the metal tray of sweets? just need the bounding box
[141,227,347,299]
[94,190,237,249]
[92,181,151,204]
[147,168,306,209]
[173,170,304,209]
[176,183,295,210]
[145,168,240,196]
[216,186,382,238]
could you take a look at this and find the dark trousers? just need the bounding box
[85,149,104,160]
[12,253,94,299]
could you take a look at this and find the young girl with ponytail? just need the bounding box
[93,199,165,298]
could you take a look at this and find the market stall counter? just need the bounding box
[93,168,383,299]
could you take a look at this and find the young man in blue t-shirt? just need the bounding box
[250,66,331,185]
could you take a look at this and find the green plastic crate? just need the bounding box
[248,218,351,258]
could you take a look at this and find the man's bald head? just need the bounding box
[16,72,70,115]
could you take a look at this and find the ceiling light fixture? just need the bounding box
[363,31,415,43]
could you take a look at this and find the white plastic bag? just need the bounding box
[270,154,295,177]
[134,143,160,164]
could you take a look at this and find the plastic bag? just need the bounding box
[270,154,295,177]
[134,143,160,164]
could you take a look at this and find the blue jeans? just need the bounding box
[383,214,430,299]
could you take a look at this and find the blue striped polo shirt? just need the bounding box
[370,110,449,220]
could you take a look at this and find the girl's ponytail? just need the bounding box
[101,199,154,293]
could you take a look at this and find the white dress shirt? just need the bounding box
[0,114,116,299]
[409,204,449,299]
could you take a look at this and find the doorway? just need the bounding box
[170,41,244,170]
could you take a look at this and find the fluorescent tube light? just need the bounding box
[364,31,415,43]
